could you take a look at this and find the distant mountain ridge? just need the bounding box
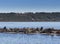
[0,12,60,21]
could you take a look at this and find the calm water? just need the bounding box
[0,22,60,44]
[0,22,60,29]
[0,33,60,44]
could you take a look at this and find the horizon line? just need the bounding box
[0,11,60,13]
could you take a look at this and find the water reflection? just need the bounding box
[0,33,60,44]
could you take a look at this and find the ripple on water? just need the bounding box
[0,33,60,44]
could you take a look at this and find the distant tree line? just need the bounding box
[0,12,60,21]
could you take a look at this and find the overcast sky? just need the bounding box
[0,0,60,13]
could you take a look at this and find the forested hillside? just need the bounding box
[0,12,60,21]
